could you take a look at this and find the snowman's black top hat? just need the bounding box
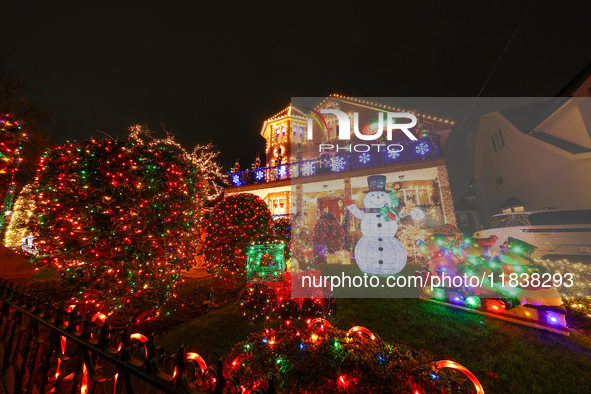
[363,175,391,193]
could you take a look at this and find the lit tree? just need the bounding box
[0,64,51,230]
[3,184,35,251]
[129,125,227,201]
[203,193,273,281]
[33,133,209,317]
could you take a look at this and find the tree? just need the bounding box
[0,61,51,234]
[203,193,273,281]
[33,133,208,317]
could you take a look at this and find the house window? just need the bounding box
[491,129,506,154]
[460,213,468,227]
[498,129,505,147]
[496,176,503,186]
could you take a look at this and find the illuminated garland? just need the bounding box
[32,136,206,317]
[203,193,273,281]
[223,319,478,393]
[537,258,591,319]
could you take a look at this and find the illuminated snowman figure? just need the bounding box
[346,175,407,275]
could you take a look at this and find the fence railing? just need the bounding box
[0,280,274,394]
[228,135,442,187]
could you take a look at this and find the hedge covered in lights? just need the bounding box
[223,319,475,393]
[33,137,206,315]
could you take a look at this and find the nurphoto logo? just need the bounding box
[304,109,418,153]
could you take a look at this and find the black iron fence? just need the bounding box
[0,280,274,394]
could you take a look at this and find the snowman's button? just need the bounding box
[378,260,383,264]
[379,247,383,251]
[377,223,382,228]
[376,214,381,218]
[378,238,382,241]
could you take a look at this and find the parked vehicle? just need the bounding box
[473,209,591,260]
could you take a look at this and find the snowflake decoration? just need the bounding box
[302,161,316,176]
[387,150,401,159]
[329,156,347,172]
[278,165,287,178]
[232,174,242,186]
[255,170,264,181]
[415,142,430,156]
[358,153,371,164]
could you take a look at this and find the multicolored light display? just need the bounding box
[202,193,273,281]
[223,318,480,393]
[33,134,207,316]
[0,113,26,231]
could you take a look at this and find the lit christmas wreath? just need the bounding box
[273,144,285,157]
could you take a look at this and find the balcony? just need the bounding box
[229,135,442,187]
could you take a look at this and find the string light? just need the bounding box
[203,193,274,281]
[417,229,569,333]
[223,321,474,393]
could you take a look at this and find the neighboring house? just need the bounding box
[225,95,458,240]
[467,63,591,222]
[467,96,591,222]
[454,189,482,234]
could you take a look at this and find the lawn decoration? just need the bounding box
[346,175,407,275]
[239,240,335,322]
[416,234,568,335]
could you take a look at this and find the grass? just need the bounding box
[158,304,271,365]
[332,298,591,393]
[160,295,591,393]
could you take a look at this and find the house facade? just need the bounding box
[225,96,458,246]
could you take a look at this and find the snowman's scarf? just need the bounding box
[375,185,401,222]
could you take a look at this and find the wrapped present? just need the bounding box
[326,253,339,264]
[335,249,351,265]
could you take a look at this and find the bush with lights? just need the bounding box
[202,193,273,281]
[273,216,291,259]
[32,135,208,317]
[223,319,475,393]
[312,213,345,265]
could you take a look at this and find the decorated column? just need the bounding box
[436,165,457,226]
[296,184,303,217]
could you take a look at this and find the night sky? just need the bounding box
[2,1,590,197]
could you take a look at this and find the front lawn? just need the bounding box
[160,297,591,393]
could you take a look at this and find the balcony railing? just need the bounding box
[228,135,441,187]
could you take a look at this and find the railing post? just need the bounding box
[213,357,225,394]
[267,374,275,394]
